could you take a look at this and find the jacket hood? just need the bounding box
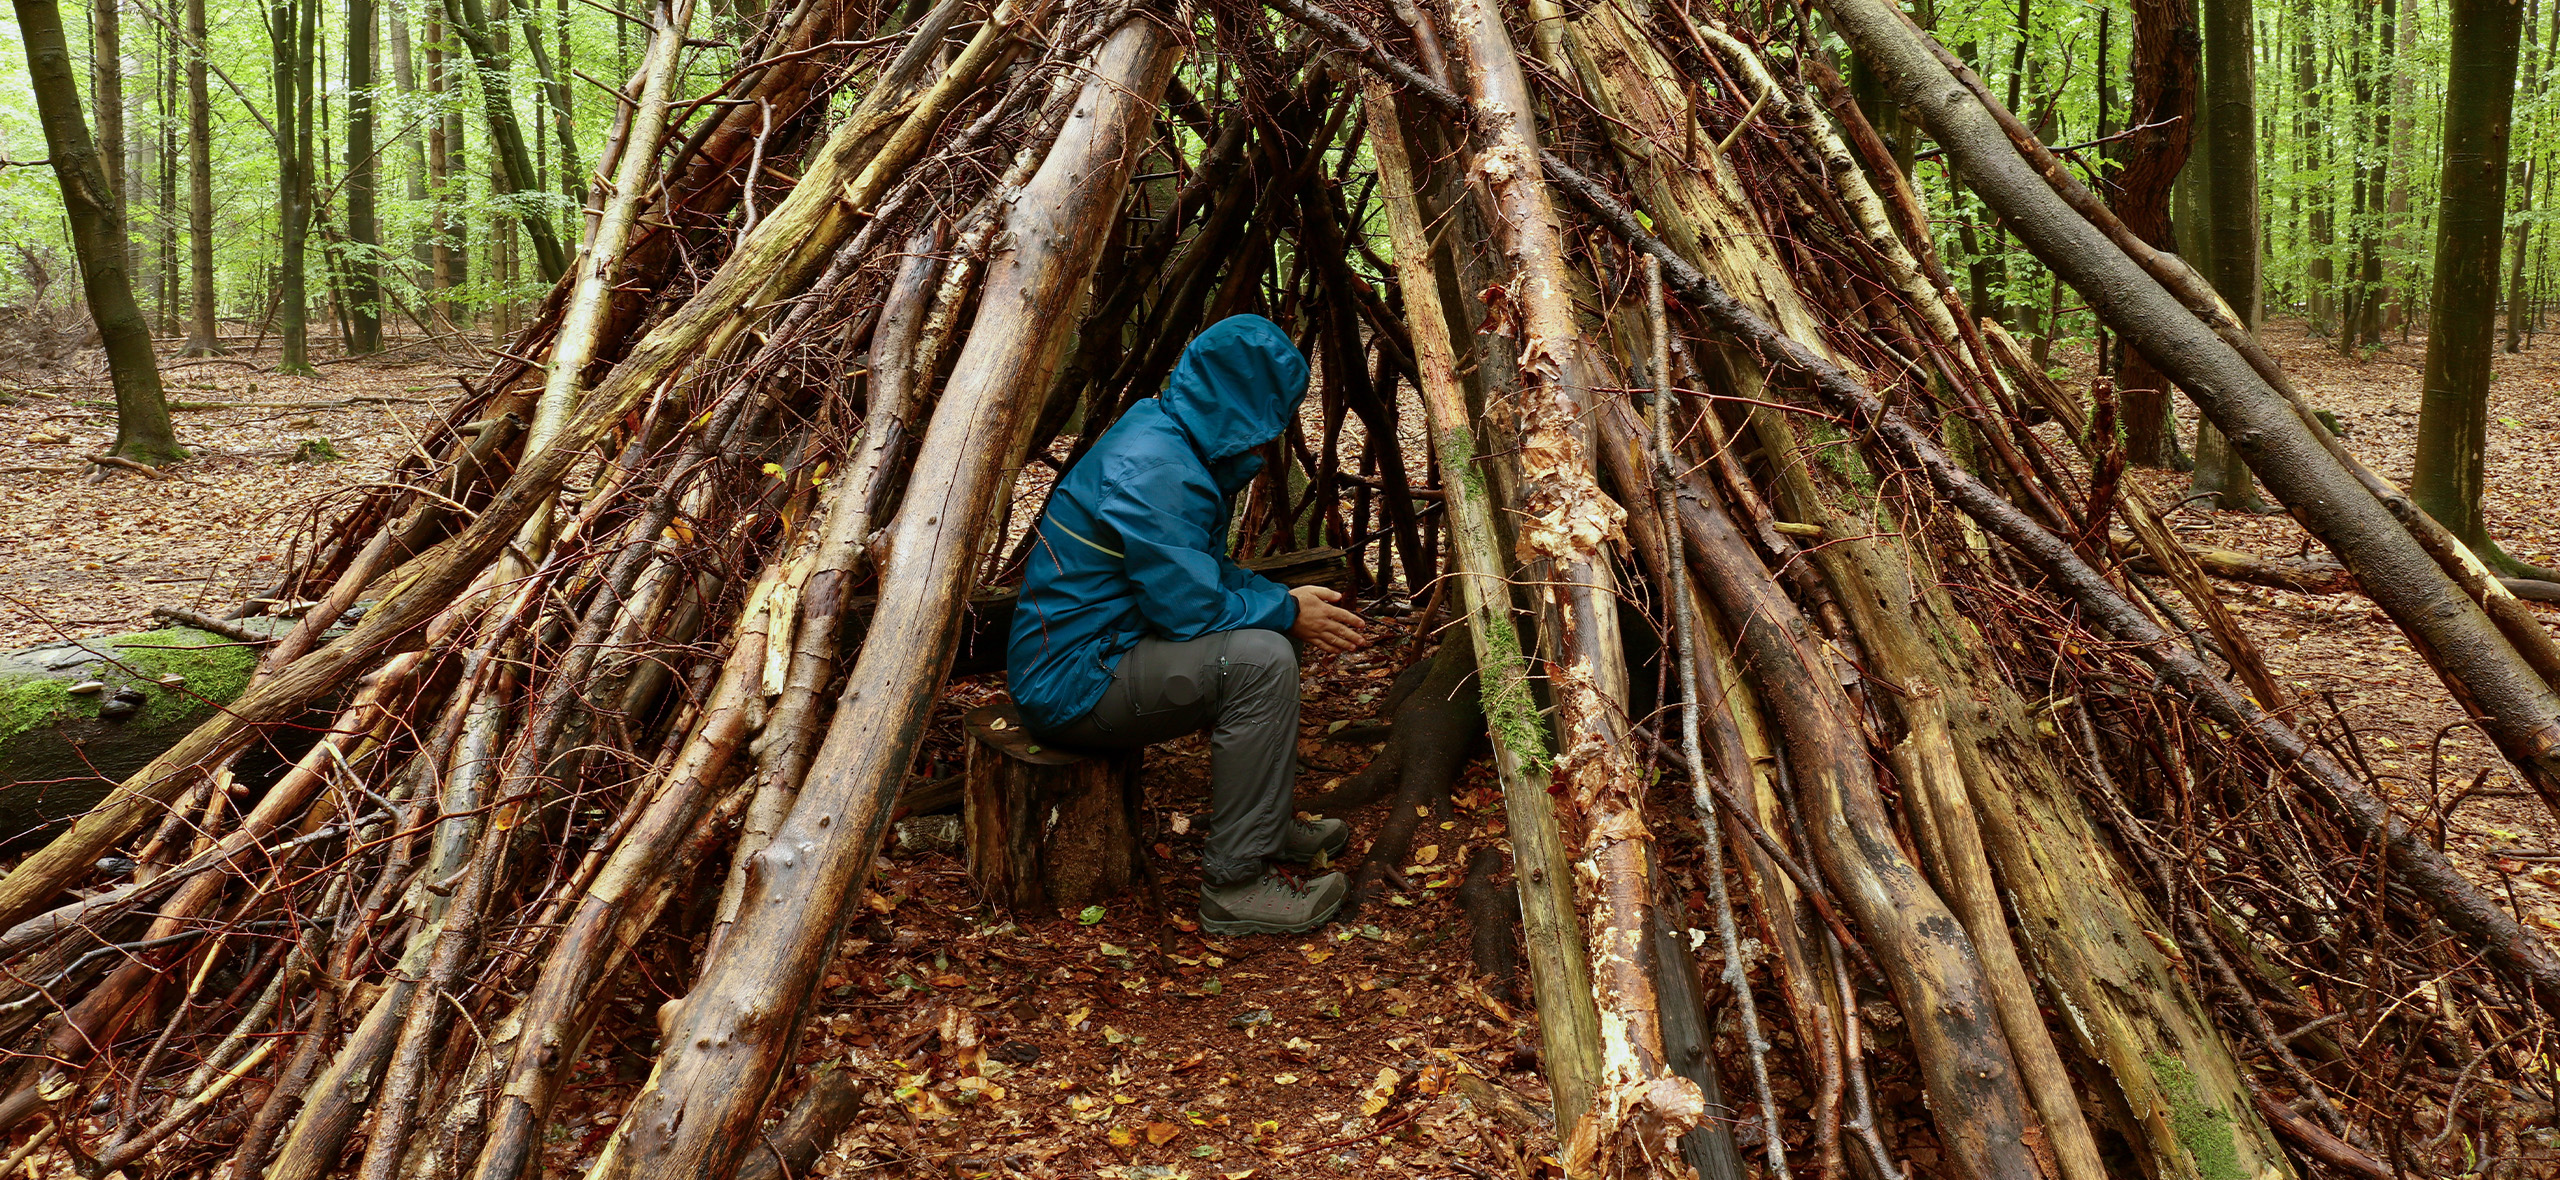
[1159,314,1310,465]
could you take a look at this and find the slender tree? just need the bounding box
[2505,0,2544,352]
[426,12,466,326]
[445,0,568,282]
[346,0,381,353]
[2414,0,2552,575]
[178,0,221,353]
[270,0,318,372]
[12,0,180,463]
[2106,0,2198,466]
[2191,0,2267,510]
[91,0,123,208]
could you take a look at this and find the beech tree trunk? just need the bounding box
[13,0,178,463]
[2190,0,2266,511]
[346,0,381,353]
[180,0,220,355]
[2414,0,2542,575]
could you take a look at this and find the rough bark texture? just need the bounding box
[1437,5,1699,1173]
[1365,75,1608,1135]
[962,703,1141,913]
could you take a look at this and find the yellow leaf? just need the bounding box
[1108,1125,1139,1148]
[1413,845,1438,866]
[1064,1006,1091,1028]
[1272,1073,1300,1085]
[761,462,784,476]
[1358,1066,1402,1116]
[1146,1121,1182,1145]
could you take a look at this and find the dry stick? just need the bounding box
[1647,256,1790,1180]
[1364,73,1606,1137]
[586,21,1175,1180]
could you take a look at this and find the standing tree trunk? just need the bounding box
[428,15,468,328]
[2294,0,2332,333]
[272,0,316,373]
[2190,0,2266,510]
[2503,0,2542,353]
[14,0,179,463]
[444,0,569,284]
[91,0,123,212]
[2414,0,2549,576]
[179,0,220,353]
[346,0,381,353]
[389,13,431,284]
[2350,0,2397,349]
[2107,0,2197,466]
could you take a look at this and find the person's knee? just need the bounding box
[1222,628,1298,687]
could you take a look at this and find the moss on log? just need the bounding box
[0,626,261,846]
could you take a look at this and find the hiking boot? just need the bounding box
[1200,868,1349,936]
[1277,816,1351,865]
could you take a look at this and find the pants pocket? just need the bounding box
[1122,638,1209,718]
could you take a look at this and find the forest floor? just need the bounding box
[2,317,2558,1178]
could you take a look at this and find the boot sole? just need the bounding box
[1200,908,1342,936]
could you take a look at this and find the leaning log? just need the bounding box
[584,18,1180,1180]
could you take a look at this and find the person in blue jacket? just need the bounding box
[1007,314,1366,935]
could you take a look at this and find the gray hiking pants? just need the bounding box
[1035,629,1300,887]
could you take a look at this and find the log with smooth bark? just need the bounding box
[584,21,1179,1180]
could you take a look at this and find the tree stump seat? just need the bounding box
[962,701,1144,913]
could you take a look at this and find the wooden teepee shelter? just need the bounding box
[6,1,2560,1177]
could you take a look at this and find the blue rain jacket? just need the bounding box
[1006,315,1311,732]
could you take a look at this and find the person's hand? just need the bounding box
[1288,585,1365,654]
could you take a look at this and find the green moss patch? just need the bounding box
[2147,1053,2246,1180]
[109,628,259,714]
[0,676,80,744]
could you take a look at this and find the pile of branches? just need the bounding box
[4,1,2560,1178]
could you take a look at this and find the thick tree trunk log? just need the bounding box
[1367,77,1607,1135]
[1815,0,2560,804]
[1434,7,1698,1174]
[0,626,262,847]
[585,20,1178,1180]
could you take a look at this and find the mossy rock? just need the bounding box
[0,625,263,848]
